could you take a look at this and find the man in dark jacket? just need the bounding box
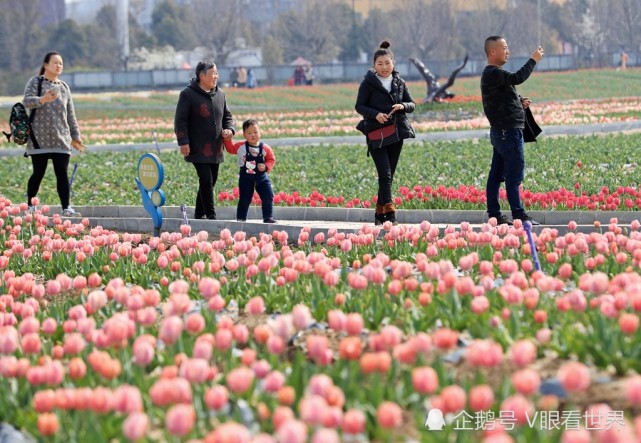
[175,60,235,220]
[481,36,543,226]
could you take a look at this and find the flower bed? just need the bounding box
[3,197,641,441]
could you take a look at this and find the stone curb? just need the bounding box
[44,205,641,237]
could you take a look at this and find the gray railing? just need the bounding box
[60,53,636,91]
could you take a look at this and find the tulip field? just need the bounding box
[2,68,641,442]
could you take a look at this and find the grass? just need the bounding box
[2,132,640,210]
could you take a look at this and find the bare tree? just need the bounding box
[190,0,251,64]
[609,0,641,52]
[456,4,508,58]
[389,0,456,61]
[269,0,352,63]
[360,8,394,58]
[0,0,45,71]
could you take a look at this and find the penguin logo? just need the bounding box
[425,408,446,430]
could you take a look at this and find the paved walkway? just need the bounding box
[1,120,640,157]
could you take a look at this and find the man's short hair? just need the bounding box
[484,36,504,56]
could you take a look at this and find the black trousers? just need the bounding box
[27,153,70,209]
[192,162,220,219]
[369,140,403,206]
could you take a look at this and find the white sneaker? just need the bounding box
[62,207,80,217]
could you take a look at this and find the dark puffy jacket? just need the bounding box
[174,78,235,164]
[355,69,416,140]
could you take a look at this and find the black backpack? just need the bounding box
[3,77,42,148]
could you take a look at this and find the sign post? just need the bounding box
[135,153,165,237]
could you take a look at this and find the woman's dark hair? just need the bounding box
[39,51,62,75]
[373,40,394,64]
[195,59,216,82]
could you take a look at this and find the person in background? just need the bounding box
[230,67,239,87]
[293,65,305,85]
[23,51,84,217]
[481,36,544,225]
[175,59,235,220]
[237,66,247,88]
[355,41,415,225]
[619,49,629,71]
[304,64,314,86]
[246,68,257,88]
[222,119,276,223]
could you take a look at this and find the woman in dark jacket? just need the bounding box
[175,60,235,220]
[355,41,415,225]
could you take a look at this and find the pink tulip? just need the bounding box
[345,313,364,335]
[308,374,333,398]
[511,368,541,396]
[466,339,503,367]
[21,333,41,354]
[272,406,295,430]
[263,370,286,393]
[626,375,641,406]
[179,358,209,384]
[159,316,183,344]
[412,366,438,394]
[292,304,312,329]
[558,361,591,392]
[226,366,255,394]
[342,408,366,434]
[33,389,57,413]
[500,394,534,425]
[560,428,591,443]
[198,277,220,299]
[246,296,266,314]
[311,428,340,443]
[113,385,143,413]
[433,328,458,350]
[122,412,149,442]
[376,401,403,428]
[184,313,205,335]
[204,385,228,410]
[0,326,19,354]
[440,385,466,414]
[619,313,639,335]
[208,421,251,443]
[469,384,495,411]
[510,340,537,367]
[132,336,155,366]
[37,412,59,437]
[276,419,307,443]
[165,404,195,437]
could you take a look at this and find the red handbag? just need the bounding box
[367,123,399,149]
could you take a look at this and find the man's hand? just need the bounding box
[221,129,233,139]
[521,97,532,109]
[531,46,544,62]
[180,144,190,156]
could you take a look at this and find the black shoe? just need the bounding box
[263,217,276,223]
[492,214,513,226]
[384,212,398,225]
[513,213,540,226]
[374,213,385,226]
[205,214,217,220]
